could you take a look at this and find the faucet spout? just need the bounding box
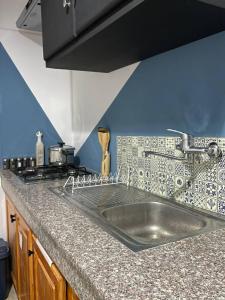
[166,129,222,159]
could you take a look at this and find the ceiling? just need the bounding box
[0,0,28,31]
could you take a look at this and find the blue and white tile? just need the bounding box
[117,135,225,215]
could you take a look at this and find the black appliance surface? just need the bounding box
[44,0,225,72]
[16,0,41,32]
[13,165,92,184]
[0,239,11,300]
[75,0,126,36]
[41,0,127,60]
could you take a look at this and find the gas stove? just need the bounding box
[13,165,92,183]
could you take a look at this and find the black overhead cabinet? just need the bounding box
[41,0,225,72]
[42,0,125,60]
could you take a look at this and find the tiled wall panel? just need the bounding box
[117,136,225,215]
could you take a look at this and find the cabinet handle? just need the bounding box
[28,250,34,257]
[10,214,16,223]
[63,0,71,8]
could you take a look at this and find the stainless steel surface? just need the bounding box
[102,202,206,244]
[143,150,187,161]
[51,184,225,251]
[13,165,91,183]
[207,142,222,158]
[166,128,222,158]
[63,174,123,192]
[16,0,42,32]
[63,0,71,8]
[198,0,225,9]
[117,163,132,186]
[49,143,75,166]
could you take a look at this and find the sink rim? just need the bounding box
[51,184,225,252]
[100,201,222,245]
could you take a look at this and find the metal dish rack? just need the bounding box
[63,164,132,193]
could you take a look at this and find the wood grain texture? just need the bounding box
[67,284,79,300]
[17,213,34,300]
[6,197,19,293]
[98,128,110,176]
[32,235,66,300]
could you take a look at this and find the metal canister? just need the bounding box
[16,158,22,169]
[22,157,28,169]
[9,158,16,170]
[29,157,36,168]
[2,158,10,170]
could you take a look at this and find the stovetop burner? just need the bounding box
[13,165,92,183]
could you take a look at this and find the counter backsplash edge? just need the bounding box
[117,136,225,215]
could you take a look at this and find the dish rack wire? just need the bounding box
[63,165,130,193]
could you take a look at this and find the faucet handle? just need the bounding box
[167,129,192,151]
[167,128,187,135]
[166,129,191,139]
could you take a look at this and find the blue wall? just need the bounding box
[0,43,61,164]
[77,31,225,173]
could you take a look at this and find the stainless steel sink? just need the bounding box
[51,184,225,251]
[101,202,206,244]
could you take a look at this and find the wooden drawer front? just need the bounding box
[6,198,18,292]
[33,237,66,300]
[67,284,79,300]
[17,215,34,300]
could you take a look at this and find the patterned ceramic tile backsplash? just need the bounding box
[117,136,225,215]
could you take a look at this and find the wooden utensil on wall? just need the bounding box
[98,127,110,176]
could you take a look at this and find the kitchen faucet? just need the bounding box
[144,129,222,160]
[117,163,132,187]
[166,129,222,158]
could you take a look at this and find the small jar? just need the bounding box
[16,158,22,169]
[10,158,16,170]
[22,157,28,169]
[2,158,10,170]
[29,157,36,168]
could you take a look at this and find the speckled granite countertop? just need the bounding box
[2,170,225,300]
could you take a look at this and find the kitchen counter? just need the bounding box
[2,169,225,300]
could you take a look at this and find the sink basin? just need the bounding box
[102,202,206,244]
[51,184,225,251]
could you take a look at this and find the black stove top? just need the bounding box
[13,165,91,183]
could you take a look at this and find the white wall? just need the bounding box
[0,0,73,239]
[0,0,139,154]
[71,63,139,152]
[0,0,27,31]
[0,0,73,145]
[0,0,139,239]
[0,30,73,145]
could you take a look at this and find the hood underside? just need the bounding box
[16,0,42,32]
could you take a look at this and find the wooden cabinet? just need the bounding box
[67,285,79,300]
[17,215,34,300]
[33,236,66,300]
[5,196,79,300]
[6,198,19,292]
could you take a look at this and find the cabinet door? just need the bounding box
[75,0,125,35]
[33,237,66,300]
[41,0,77,60]
[6,198,19,292]
[17,215,34,300]
[67,284,79,300]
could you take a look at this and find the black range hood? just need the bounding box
[198,0,225,8]
[17,0,225,72]
[44,0,225,72]
[16,0,41,32]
